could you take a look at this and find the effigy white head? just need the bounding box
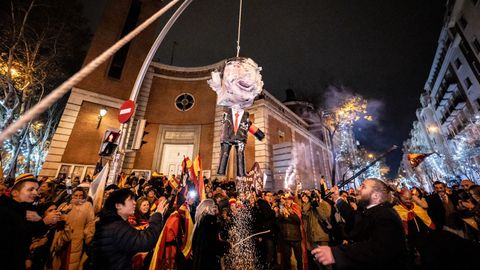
[208,57,264,110]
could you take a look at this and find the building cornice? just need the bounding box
[150,60,224,81]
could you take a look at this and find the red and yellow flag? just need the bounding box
[181,156,197,188]
[407,153,434,168]
[149,204,194,270]
[393,203,435,234]
[193,155,206,201]
[117,174,127,188]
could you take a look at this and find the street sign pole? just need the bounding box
[107,100,135,183]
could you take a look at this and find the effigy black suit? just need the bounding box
[217,108,264,177]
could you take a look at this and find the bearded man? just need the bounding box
[312,178,408,270]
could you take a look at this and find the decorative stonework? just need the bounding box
[152,124,202,171]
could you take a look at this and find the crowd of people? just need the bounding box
[0,170,479,270]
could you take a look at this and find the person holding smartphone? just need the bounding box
[90,189,168,269]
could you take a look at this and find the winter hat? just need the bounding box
[13,173,37,188]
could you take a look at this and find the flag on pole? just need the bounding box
[407,153,434,168]
[193,155,206,201]
[88,162,110,214]
[181,156,199,189]
[149,204,194,270]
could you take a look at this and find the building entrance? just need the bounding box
[159,144,194,176]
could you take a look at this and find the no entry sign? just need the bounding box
[118,100,135,123]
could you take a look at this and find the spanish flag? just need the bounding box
[168,175,180,190]
[181,156,197,188]
[117,173,127,188]
[393,202,435,234]
[149,204,194,270]
[407,153,434,168]
[193,155,206,201]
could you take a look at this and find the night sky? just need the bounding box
[86,0,447,177]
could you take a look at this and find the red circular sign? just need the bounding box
[118,100,135,123]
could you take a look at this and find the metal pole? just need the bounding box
[322,145,398,200]
[108,0,194,183]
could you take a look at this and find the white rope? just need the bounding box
[236,0,243,57]
[232,230,270,248]
[0,0,180,144]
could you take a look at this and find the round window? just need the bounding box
[175,93,195,111]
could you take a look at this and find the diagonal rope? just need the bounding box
[0,0,180,144]
[236,0,243,57]
[232,230,270,248]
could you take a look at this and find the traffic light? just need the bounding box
[132,119,148,150]
[99,128,121,156]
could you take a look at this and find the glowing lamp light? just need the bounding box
[99,108,108,117]
[97,107,108,129]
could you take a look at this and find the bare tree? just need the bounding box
[318,84,372,186]
[0,0,89,177]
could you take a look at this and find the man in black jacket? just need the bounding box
[254,192,277,269]
[312,178,408,270]
[426,181,462,231]
[0,173,60,270]
[90,189,167,269]
[278,194,304,270]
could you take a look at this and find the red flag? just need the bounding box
[407,153,434,168]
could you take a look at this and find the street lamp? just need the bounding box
[97,107,108,129]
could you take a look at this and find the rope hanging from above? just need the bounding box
[236,0,243,57]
